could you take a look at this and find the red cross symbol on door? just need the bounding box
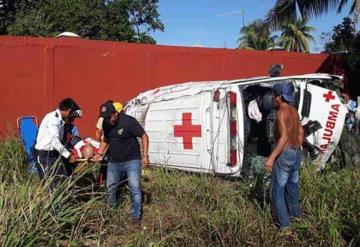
[323,90,335,102]
[174,112,202,149]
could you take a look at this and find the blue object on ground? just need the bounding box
[18,116,39,175]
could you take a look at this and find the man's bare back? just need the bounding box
[265,82,304,172]
[274,104,303,147]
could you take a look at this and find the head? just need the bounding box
[100,100,113,110]
[81,143,94,159]
[272,83,294,108]
[65,116,75,124]
[58,98,82,120]
[340,89,350,102]
[99,101,119,125]
[268,64,284,77]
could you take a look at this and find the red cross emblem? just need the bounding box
[174,112,202,149]
[323,90,335,102]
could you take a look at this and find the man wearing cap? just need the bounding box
[95,101,123,142]
[34,98,81,179]
[95,101,123,183]
[93,101,149,223]
[264,82,304,231]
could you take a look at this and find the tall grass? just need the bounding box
[0,137,359,246]
[0,137,107,246]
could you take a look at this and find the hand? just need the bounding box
[264,157,275,172]
[92,153,103,162]
[142,156,150,168]
[69,154,77,163]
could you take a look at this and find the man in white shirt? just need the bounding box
[35,98,81,178]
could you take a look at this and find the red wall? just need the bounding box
[0,36,338,137]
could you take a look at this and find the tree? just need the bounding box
[323,17,360,96]
[324,17,356,52]
[128,0,164,42]
[278,18,315,52]
[266,0,360,29]
[2,0,164,44]
[0,0,38,34]
[237,20,276,50]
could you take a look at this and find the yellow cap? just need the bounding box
[113,102,123,113]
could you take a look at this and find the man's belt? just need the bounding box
[35,149,59,158]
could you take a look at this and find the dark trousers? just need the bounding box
[34,150,67,188]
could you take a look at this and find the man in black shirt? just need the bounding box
[93,101,149,223]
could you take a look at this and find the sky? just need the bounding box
[151,0,356,53]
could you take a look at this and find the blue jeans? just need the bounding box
[107,160,142,220]
[271,147,302,229]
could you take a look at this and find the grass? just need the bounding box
[0,136,359,246]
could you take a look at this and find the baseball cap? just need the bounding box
[113,102,123,112]
[100,101,116,118]
[272,82,295,102]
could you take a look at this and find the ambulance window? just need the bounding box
[301,89,311,118]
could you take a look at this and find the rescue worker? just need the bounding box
[95,101,123,183]
[95,101,123,141]
[93,101,149,224]
[264,83,304,232]
[340,89,358,131]
[34,98,80,180]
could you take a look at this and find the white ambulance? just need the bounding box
[125,74,348,176]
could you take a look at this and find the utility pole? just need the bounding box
[240,10,245,29]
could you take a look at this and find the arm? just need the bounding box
[98,139,109,155]
[127,116,150,167]
[265,111,288,171]
[298,123,304,146]
[95,128,103,142]
[48,121,71,159]
[95,117,104,142]
[92,138,109,162]
[141,133,150,167]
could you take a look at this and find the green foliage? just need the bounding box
[0,137,26,183]
[266,0,360,30]
[324,17,360,95]
[1,0,163,43]
[237,19,276,50]
[0,137,359,245]
[324,17,356,52]
[278,18,315,53]
[0,0,37,34]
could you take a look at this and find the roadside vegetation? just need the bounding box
[0,136,359,246]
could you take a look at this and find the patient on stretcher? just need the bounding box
[72,137,100,159]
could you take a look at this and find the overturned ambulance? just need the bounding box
[125,74,348,177]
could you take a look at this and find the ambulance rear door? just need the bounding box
[209,86,243,176]
[298,82,347,168]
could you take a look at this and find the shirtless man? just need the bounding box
[265,82,304,231]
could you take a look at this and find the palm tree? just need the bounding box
[278,18,315,52]
[237,20,276,50]
[266,0,360,29]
